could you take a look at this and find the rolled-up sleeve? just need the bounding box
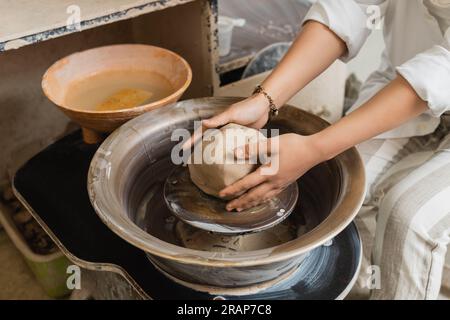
[303,0,386,62]
[396,28,450,117]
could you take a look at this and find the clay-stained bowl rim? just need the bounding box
[88,97,366,268]
[41,44,192,115]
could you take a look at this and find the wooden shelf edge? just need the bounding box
[0,0,196,52]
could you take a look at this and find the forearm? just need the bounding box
[312,75,428,161]
[261,21,347,107]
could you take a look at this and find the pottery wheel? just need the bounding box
[163,166,299,234]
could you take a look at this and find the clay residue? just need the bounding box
[95,88,154,111]
[175,220,298,252]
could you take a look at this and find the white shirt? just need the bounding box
[304,0,450,138]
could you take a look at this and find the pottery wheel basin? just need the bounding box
[88,97,365,289]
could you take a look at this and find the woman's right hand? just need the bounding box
[183,94,270,149]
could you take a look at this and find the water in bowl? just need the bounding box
[64,69,174,111]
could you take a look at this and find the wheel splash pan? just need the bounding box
[88,97,365,288]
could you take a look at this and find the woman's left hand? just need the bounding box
[220,133,325,211]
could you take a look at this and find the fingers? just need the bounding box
[182,111,233,151]
[226,183,281,212]
[234,138,272,161]
[219,168,267,200]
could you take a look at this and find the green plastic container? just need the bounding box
[0,203,71,298]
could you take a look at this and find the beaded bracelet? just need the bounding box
[253,85,279,118]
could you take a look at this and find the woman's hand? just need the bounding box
[183,94,270,150]
[220,133,325,211]
[206,94,270,129]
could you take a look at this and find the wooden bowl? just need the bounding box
[42,44,192,144]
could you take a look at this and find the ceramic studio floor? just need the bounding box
[0,229,49,299]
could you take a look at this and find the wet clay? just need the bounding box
[188,123,266,200]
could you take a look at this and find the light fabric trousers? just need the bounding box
[353,117,450,300]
